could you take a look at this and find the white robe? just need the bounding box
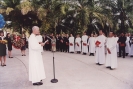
[75,37,81,52]
[106,37,117,69]
[125,37,130,54]
[29,34,46,83]
[81,35,88,53]
[115,37,119,52]
[36,35,43,52]
[129,40,133,56]
[95,35,106,64]
[69,37,74,52]
[88,37,95,53]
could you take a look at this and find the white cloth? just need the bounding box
[106,37,117,69]
[88,37,95,53]
[29,34,46,83]
[69,37,74,52]
[115,37,119,52]
[81,35,88,53]
[95,35,106,64]
[36,35,43,52]
[129,44,133,56]
[125,37,130,54]
[105,37,107,54]
[75,37,81,51]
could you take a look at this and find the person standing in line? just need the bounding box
[29,26,46,85]
[81,32,88,55]
[6,33,13,58]
[95,30,106,65]
[51,36,56,52]
[88,33,95,56]
[59,34,65,52]
[55,34,60,51]
[0,31,7,66]
[106,31,117,70]
[118,33,126,58]
[69,34,74,53]
[21,33,27,56]
[64,34,69,53]
[125,33,130,56]
[129,38,133,57]
[75,34,81,54]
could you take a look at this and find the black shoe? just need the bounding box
[130,56,133,57]
[106,66,111,68]
[96,63,99,65]
[33,82,43,86]
[110,68,114,70]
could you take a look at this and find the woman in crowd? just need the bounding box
[0,31,7,66]
[21,33,26,56]
[6,33,13,58]
[51,36,56,52]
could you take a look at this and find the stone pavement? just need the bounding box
[0,48,133,89]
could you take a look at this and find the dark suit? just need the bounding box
[56,36,60,51]
[64,37,69,52]
[118,36,127,58]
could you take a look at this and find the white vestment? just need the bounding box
[29,34,46,83]
[88,37,95,53]
[115,37,119,52]
[106,37,117,69]
[36,35,43,52]
[125,37,130,54]
[75,37,81,51]
[69,37,74,52]
[129,40,133,56]
[81,35,88,53]
[95,35,106,64]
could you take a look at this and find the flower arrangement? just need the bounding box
[11,34,24,49]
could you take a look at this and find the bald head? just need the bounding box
[32,26,40,35]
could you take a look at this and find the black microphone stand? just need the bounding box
[47,36,58,83]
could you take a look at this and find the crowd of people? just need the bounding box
[41,31,133,58]
[0,31,27,66]
[0,26,133,85]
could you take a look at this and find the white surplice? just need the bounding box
[69,36,74,52]
[125,37,130,54]
[106,37,117,69]
[81,35,88,53]
[29,34,46,83]
[75,37,81,52]
[129,40,133,56]
[95,34,106,64]
[115,37,119,52]
[88,37,95,53]
[36,35,43,52]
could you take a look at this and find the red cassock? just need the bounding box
[95,41,101,46]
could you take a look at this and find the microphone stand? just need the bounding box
[47,36,58,83]
[51,51,58,83]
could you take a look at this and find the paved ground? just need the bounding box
[0,48,133,89]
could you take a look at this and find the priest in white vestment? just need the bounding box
[95,30,106,65]
[69,34,74,53]
[29,26,46,85]
[75,34,81,54]
[88,34,95,56]
[125,34,130,56]
[106,32,117,70]
[81,32,88,55]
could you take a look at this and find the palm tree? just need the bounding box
[99,0,133,33]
